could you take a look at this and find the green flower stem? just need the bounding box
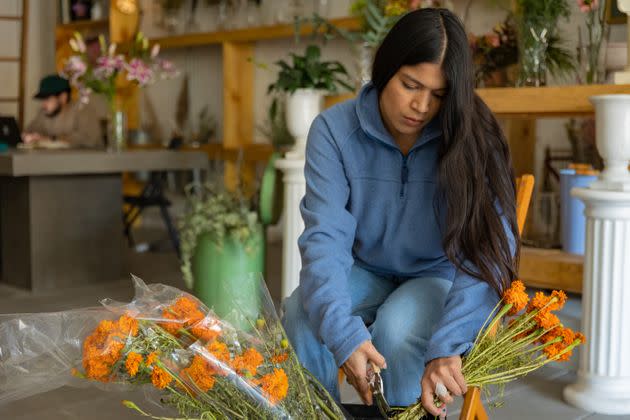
[471,300,504,348]
[122,400,190,420]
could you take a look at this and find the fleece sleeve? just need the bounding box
[424,212,516,363]
[297,115,370,367]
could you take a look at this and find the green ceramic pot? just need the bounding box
[191,226,264,328]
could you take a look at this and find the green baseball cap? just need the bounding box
[33,75,71,99]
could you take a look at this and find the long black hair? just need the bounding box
[372,8,519,295]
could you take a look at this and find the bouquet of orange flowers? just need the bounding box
[391,280,585,419]
[0,276,345,419]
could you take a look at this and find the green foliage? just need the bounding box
[267,45,353,95]
[294,0,397,49]
[257,97,295,150]
[514,0,575,82]
[546,32,576,81]
[514,0,571,22]
[179,184,261,289]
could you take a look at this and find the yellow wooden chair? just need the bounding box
[459,174,535,420]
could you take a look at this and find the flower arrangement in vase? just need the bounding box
[576,0,608,84]
[62,32,179,150]
[469,16,519,87]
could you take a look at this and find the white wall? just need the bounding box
[0,0,56,125]
[5,0,627,184]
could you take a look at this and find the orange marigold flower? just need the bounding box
[527,291,551,312]
[208,341,230,363]
[257,368,289,405]
[82,316,132,382]
[503,280,529,315]
[534,311,560,330]
[146,352,158,367]
[151,366,172,389]
[232,348,264,376]
[125,352,143,377]
[159,296,205,336]
[549,290,568,311]
[542,326,582,362]
[117,315,139,337]
[575,332,586,344]
[543,342,562,359]
[271,352,289,364]
[181,354,218,393]
[191,317,222,342]
[528,290,568,313]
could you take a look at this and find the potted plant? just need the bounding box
[179,183,265,327]
[513,0,575,86]
[267,44,353,156]
[469,16,519,87]
[295,0,454,87]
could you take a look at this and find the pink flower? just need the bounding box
[408,0,422,9]
[577,0,598,13]
[94,54,125,79]
[126,58,155,86]
[488,34,500,47]
[150,43,160,59]
[62,55,87,80]
[156,59,179,79]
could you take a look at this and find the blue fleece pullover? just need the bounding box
[297,82,503,367]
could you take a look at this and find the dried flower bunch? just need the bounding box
[392,280,584,419]
[63,277,345,419]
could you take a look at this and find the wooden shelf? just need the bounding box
[519,246,583,293]
[151,17,361,49]
[57,19,109,32]
[477,84,630,118]
[128,143,274,163]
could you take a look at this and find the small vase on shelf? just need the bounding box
[107,101,128,152]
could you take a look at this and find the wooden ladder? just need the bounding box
[0,0,28,129]
[459,174,535,420]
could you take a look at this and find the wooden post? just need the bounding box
[223,41,255,194]
[109,0,140,130]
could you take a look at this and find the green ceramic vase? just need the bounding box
[191,226,264,328]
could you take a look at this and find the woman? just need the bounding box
[282,8,518,417]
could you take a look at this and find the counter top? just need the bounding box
[0,149,208,176]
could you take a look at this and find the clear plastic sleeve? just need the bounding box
[0,275,347,419]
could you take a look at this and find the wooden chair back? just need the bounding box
[459,174,535,420]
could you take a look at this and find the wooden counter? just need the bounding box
[0,149,208,291]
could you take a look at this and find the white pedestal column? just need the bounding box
[563,94,630,415]
[563,190,630,414]
[275,156,306,300]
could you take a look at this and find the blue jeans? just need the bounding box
[282,264,452,406]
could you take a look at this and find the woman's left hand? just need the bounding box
[421,355,467,417]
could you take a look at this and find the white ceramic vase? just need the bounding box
[588,95,630,191]
[285,88,323,158]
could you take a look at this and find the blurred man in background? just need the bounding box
[22,74,101,148]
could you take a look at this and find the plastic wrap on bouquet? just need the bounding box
[0,275,346,420]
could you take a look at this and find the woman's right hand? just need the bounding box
[341,340,387,405]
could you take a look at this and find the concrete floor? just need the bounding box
[0,216,626,419]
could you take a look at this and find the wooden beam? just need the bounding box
[223,41,256,194]
[520,246,583,293]
[478,84,630,118]
[152,17,361,49]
